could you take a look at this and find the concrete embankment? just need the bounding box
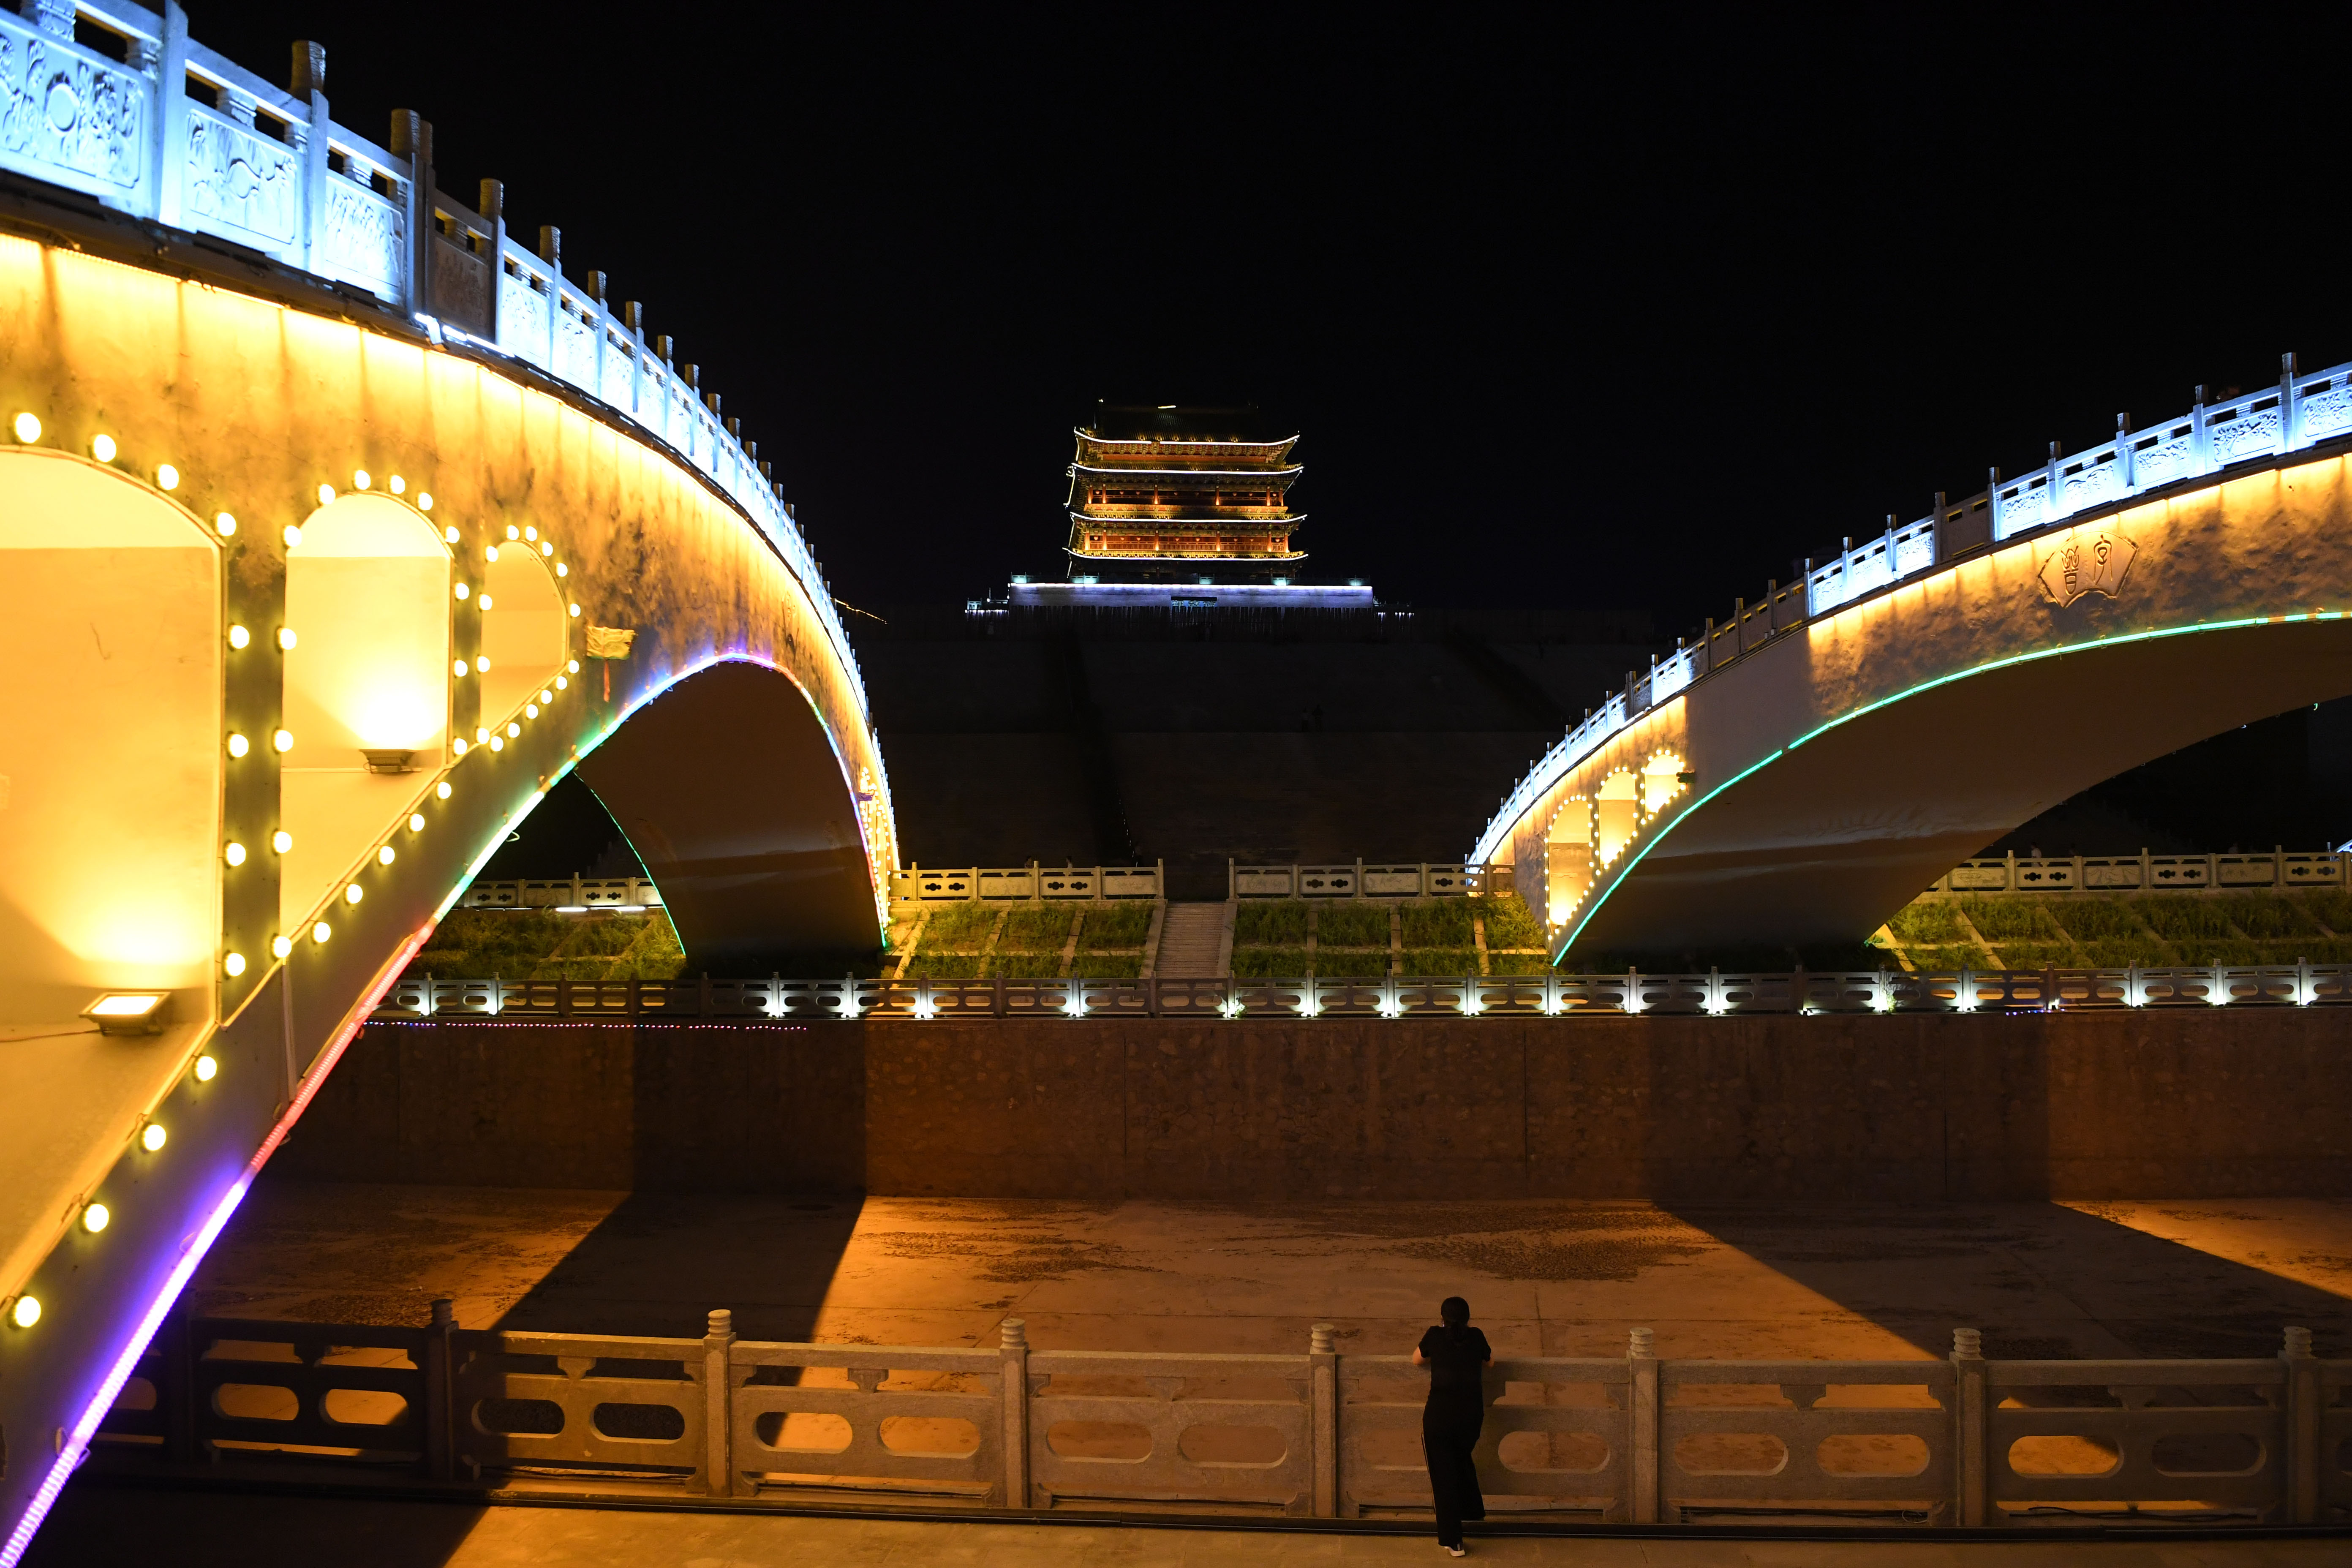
[275,1012,2352,1200]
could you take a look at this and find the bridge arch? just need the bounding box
[1480,428,2352,964]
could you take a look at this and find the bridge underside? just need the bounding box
[1570,619,2352,959]
[578,661,880,970]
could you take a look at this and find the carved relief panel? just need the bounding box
[185,104,297,250]
[0,20,145,194]
[319,178,404,303]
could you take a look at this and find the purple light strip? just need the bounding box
[0,931,426,1567]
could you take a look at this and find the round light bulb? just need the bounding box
[485,544,500,562]
[476,656,490,673]
[454,583,469,600]
[475,727,489,744]
[345,884,364,904]
[271,935,293,958]
[524,526,538,542]
[283,524,303,548]
[540,541,553,558]
[506,721,520,738]
[443,525,459,544]
[276,627,297,651]
[524,703,538,719]
[454,659,468,677]
[436,782,452,800]
[316,483,335,505]
[377,845,395,866]
[140,1122,167,1153]
[91,433,116,462]
[228,625,250,649]
[419,493,434,512]
[9,1295,39,1329]
[451,737,468,755]
[223,951,246,977]
[194,1055,218,1082]
[555,562,568,577]
[539,689,553,704]
[272,830,293,853]
[155,463,180,490]
[224,841,246,867]
[83,1202,109,1233]
[11,412,39,442]
[567,659,580,674]
[505,525,520,541]
[555,675,567,691]
[272,729,293,753]
[215,512,237,536]
[408,813,426,832]
[478,594,493,610]
[354,469,371,490]
[489,735,505,752]
[226,733,250,758]
[569,603,581,617]
[389,475,406,495]
[312,921,332,944]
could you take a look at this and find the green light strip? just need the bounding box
[1553,610,2310,959]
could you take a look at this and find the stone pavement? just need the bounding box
[22,1486,2351,1567]
[185,1184,2352,1360]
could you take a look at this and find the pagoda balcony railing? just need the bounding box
[0,0,871,732]
[1471,351,2352,865]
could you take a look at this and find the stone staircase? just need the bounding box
[1152,902,1233,977]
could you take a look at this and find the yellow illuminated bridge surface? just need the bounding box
[0,236,896,1556]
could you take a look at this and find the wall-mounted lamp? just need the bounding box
[82,991,173,1037]
[361,749,416,775]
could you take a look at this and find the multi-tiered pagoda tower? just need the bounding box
[999,403,1373,609]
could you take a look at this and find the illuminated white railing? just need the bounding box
[458,876,664,910]
[0,0,871,730]
[889,862,1163,903]
[1226,861,1509,898]
[1926,849,2349,895]
[1473,351,2352,866]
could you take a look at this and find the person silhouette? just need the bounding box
[1413,1295,1492,1556]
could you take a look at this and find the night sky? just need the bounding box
[206,5,2351,636]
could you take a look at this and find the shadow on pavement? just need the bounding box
[25,1483,483,1568]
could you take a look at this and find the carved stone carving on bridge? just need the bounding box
[2037,524,2136,608]
[320,180,404,298]
[185,109,297,246]
[0,23,142,190]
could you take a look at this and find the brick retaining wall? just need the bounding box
[272,1012,2352,1199]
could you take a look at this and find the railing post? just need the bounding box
[1952,1327,1987,1526]
[1628,1327,1658,1522]
[389,111,433,320]
[702,1308,735,1496]
[999,1318,1030,1509]
[425,1298,455,1481]
[2282,1325,2319,1523]
[478,178,505,346]
[1309,1323,1339,1517]
[155,2,189,230]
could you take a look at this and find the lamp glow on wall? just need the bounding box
[278,492,451,937]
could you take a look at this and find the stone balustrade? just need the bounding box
[95,1312,2347,1526]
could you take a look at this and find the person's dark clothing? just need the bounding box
[1418,1325,1491,1547]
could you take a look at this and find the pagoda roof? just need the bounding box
[1065,546,1309,562]
[1069,509,1307,527]
[1081,403,1294,444]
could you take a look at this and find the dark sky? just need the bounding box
[201,4,2350,635]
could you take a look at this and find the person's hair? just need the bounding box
[1440,1296,1470,1331]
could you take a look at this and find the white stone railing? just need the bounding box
[1228,862,1510,898]
[0,0,870,726]
[1925,849,2349,895]
[1471,350,2352,866]
[890,863,1164,903]
[457,876,664,911]
[95,1313,2347,1526]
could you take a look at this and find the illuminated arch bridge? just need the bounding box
[0,7,894,1556]
[1473,354,2352,967]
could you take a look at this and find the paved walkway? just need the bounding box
[187,1186,2352,1360]
[23,1486,2349,1567]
